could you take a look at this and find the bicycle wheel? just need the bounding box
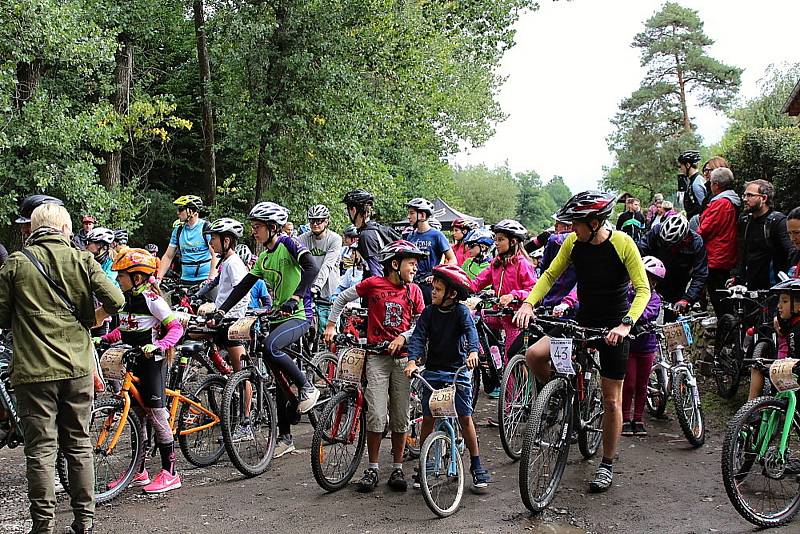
[420,429,464,517]
[645,363,668,418]
[405,377,424,459]
[470,368,481,410]
[721,396,800,527]
[222,369,277,477]
[310,389,366,491]
[714,314,742,399]
[90,398,145,504]
[178,374,226,467]
[519,378,572,513]
[578,365,604,458]
[307,351,339,426]
[499,354,536,461]
[672,368,705,447]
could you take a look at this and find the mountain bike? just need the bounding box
[471,292,520,408]
[721,357,800,527]
[519,317,606,513]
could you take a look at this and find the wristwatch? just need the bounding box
[621,316,634,326]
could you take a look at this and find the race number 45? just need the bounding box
[549,338,575,375]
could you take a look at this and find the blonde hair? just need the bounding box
[30,204,73,234]
[661,200,674,210]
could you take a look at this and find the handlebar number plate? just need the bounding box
[663,322,691,352]
[228,317,258,341]
[550,338,575,376]
[99,347,128,380]
[429,385,458,418]
[770,358,800,392]
[337,348,367,384]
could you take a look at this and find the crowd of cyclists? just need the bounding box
[3,147,800,532]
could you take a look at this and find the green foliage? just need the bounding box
[451,165,519,224]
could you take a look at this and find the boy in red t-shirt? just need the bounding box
[324,240,426,493]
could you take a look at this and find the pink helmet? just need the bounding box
[432,265,472,300]
[642,255,666,279]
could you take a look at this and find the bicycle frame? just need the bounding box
[754,390,798,461]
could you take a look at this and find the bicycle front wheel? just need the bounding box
[714,314,742,399]
[645,361,668,418]
[222,369,277,477]
[499,354,536,461]
[519,378,572,513]
[420,429,464,518]
[90,398,145,504]
[178,374,226,467]
[310,389,366,491]
[578,365,604,459]
[307,350,339,427]
[672,369,705,448]
[721,396,800,527]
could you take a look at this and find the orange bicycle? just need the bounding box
[90,343,225,503]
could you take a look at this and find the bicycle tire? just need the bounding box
[405,377,424,459]
[714,314,742,399]
[310,389,366,491]
[222,369,277,477]
[307,351,340,427]
[721,396,800,528]
[519,378,572,513]
[90,398,145,504]
[645,359,669,418]
[499,354,535,461]
[178,374,226,467]
[578,365,603,458]
[471,368,481,410]
[672,369,705,448]
[420,430,464,517]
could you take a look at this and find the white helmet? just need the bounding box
[87,227,115,246]
[405,197,434,215]
[248,202,289,226]
[659,214,688,245]
[235,244,253,265]
[207,218,244,238]
[428,217,442,231]
[491,219,528,241]
[306,204,330,220]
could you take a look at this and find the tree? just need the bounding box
[452,165,519,224]
[193,0,217,204]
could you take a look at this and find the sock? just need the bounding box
[600,457,614,471]
[158,442,176,475]
[392,463,402,471]
[470,455,482,471]
[369,462,379,471]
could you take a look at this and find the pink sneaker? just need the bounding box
[108,468,149,490]
[142,469,181,494]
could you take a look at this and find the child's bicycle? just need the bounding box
[411,366,472,518]
[721,357,800,528]
[91,343,224,503]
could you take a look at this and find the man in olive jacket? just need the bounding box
[0,202,124,534]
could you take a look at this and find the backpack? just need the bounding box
[371,222,402,249]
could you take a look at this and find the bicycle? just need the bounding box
[471,292,520,408]
[721,357,800,527]
[412,366,471,518]
[643,307,707,447]
[91,343,224,503]
[518,317,606,513]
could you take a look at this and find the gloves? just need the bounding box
[142,344,159,358]
[553,303,570,317]
[207,310,225,326]
[281,298,299,314]
[675,300,690,314]
[92,337,102,345]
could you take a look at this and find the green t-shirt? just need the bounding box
[461,257,490,280]
[251,235,311,322]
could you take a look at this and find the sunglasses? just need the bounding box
[309,219,327,225]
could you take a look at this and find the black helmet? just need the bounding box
[342,189,375,207]
[678,150,701,166]
[15,194,64,224]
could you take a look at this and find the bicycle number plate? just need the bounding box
[429,385,457,418]
[337,348,366,384]
[99,347,127,380]
[228,317,258,341]
[770,358,800,392]
[197,302,216,316]
[549,338,574,375]
[663,322,690,352]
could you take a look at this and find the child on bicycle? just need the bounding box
[404,265,491,492]
[621,256,664,437]
[323,240,426,493]
[101,248,185,494]
[460,228,493,280]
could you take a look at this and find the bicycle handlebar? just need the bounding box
[411,365,471,394]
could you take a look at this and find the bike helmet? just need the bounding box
[464,228,494,248]
[554,190,616,223]
[15,194,64,224]
[642,255,666,279]
[405,197,434,215]
[173,195,204,211]
[86,227,115,246]
[144,243,159,255]
[428,217,442,231]
[248,202,290,226]
[235,244,253,265]
[377,240,426,264]
[307,204,330,220]
[451,218,478,232]
[206,217,244,239]
[343,224,359,238]
[677,150,702,165]
[432,265,472,300]
[552,212,572,225]
[113,229,129,245]
[112,248,157,276]
[342,188,375,207]
[491,219,528,241]
[770,278,800,295]
[658,214,688,245]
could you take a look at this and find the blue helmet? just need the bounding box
[464,228,494,248]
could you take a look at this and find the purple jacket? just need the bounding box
[629,285,661,353]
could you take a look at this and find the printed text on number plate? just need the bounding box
[549,338,574,375]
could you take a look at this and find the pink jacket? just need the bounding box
[470,253,537,300]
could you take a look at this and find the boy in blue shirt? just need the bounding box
[405,197,456,304]
[404,265,490,493]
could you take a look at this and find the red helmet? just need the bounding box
[452,218,478,232]
[432,265,472,300]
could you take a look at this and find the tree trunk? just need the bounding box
[100,35,133,190]
[194,0,217,205]
[675,53,691,132]
[14,60,42,109]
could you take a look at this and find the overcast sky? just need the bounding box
[452,0,800,194]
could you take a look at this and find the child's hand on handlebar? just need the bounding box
[499,294,515,307]
[323,323,337,345]
[403,359,418,378]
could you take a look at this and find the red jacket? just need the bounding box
[697,190,741,270]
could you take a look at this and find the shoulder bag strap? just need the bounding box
[20,248,83,324]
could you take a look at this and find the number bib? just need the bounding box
[228,317,258,341]
[549,338,574,375]
[337,348,366,384]
[770,359,800,392]
[429,385,457,418]
[100,347,128,380]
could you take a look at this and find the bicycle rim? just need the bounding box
[91,398,144,504]
[645,362,668,418]
[672,370,705,447]
[310,389,366,491]
[405,378,424,459]
[308,351,339,425]
[420,431,464,517]
[714,314,741,398]
[499,355,535,461]
[178,374,226,467]
[721,396,800,527]
[578,367,603,458]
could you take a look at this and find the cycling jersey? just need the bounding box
[298,231,342,299]
[407,228,451,282]
[526,230,650,327]
[115,290,180,350]
[169,219,212,282]
[251,235,313,322]
[249,279,271,308]
[461,256,490,280]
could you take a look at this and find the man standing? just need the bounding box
[299,204,342,328]
[14,195,64,240]
[343,189,393,279]
[72,215,96,250]
[677,150,706,221]
[157,195,217,283]
[0,203,125,534]
[404,197,456,304]
[616,198,646,242]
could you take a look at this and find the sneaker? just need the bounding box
[231,424,254,443]
[142,469,181,494]
[589,465,613,493]
[356,468,379,493]
[471,467,491,493]
[412,468,421,490]
[487,387,500,399]
[108,468,149,490]
[387,468,408,492]
[274,436,295,458]
[632,421,647,436]
[621,421,634,436]
[297,384,321,413]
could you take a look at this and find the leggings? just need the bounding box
[483,314,520,364]
[622,350,656,422]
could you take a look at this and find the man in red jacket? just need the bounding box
[697,167,741,316]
